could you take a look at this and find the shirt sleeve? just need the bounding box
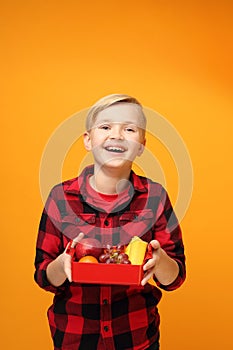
[34,187,68,294]
[153,186,186,291]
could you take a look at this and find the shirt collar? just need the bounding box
[64,164,148,195]
[129,171,148,193]
[64,165,93,195]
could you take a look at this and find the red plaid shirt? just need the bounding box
[34,165,186,350]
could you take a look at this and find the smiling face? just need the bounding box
[84,103,146,172]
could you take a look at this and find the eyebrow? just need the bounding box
[96,120,139,125]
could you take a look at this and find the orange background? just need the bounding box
[1,1,233,349]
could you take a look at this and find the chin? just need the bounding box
[103,159,132,169]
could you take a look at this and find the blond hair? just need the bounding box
[85,94,146,133]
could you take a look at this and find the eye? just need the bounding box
[125,125,137,132]
[99,124,111,130]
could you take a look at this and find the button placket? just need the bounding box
[104,325,109,332]
[100,214,110,228]
[100,286,114,346]
[104,219,109,226]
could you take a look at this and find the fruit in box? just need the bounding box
[125,236,148,265]
[74,236,152,278]
[75,238,103,260]
[75,237,149,264]
[78,255,99,263]
[99,244,131,264]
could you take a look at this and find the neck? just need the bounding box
[90,165,131,194]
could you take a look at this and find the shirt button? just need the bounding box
[103,299,108,305]
[104,326,109,332]
[104,220,109,226]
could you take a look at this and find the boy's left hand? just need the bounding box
[141,240,161,286]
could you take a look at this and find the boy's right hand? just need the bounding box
[63,232,84,282]
[46,232,84,286]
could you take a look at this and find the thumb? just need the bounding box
[70,232,85,248]
[65,232,84,255]
[150,240,161,251]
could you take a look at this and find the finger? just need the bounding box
[63,254,72,282]
[141,270,154,286]
[143,258,156,271]
[71,232,85,248]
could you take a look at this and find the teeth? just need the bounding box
[105,146,125,153]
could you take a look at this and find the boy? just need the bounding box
[34,94,186,350]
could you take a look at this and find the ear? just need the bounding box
[83,132,92,151]
[137,139,146,157]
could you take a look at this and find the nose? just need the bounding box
[109,124,124,139]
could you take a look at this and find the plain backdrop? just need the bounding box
[1,1,233,349]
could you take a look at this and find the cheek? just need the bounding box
[90,138,105,153]
[91,138,103,148]
[91,130,106,143]
[128,137,144,149]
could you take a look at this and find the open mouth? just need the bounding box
[105,146,126,153]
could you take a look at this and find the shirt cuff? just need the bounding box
[34,260,68,294]
[155,260,186,291]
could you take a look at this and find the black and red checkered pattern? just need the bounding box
[34,165,186,349]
